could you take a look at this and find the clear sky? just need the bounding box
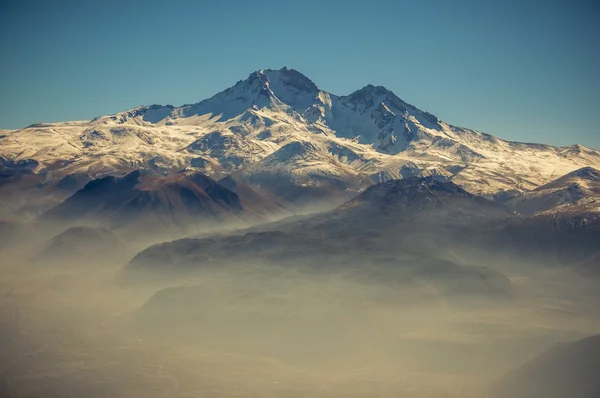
[1,0,598,148]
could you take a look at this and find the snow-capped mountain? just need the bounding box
[505,167,600,216]
[1,67,599,216]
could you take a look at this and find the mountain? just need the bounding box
[37,226,128,265]
[505,166,600,216]
[0,155,91,219]
[40,170,285,239]
[340,176,510,222]
[488,167,600,268]
[124,173,600,287]
[123,177,515,298]
[232,140,373,209]
[489,334,600,398]
[1,67,599,216]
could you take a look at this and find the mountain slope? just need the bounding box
[234,140,373,209]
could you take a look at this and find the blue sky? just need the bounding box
[1,0,598,148]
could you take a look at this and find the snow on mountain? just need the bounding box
[1,67,599,215]
[505,167,600,216]
[234,140,373,208]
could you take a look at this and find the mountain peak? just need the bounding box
[339,177,508,220]
[535,166,600,192]
[341,84,412,118]
[219,67,318,114]
[262,67,319,94]
[342,177,471,211]
[247,70,269,85]
[245,67,318,94]
[346,84,395,102]
[565,166,600,181]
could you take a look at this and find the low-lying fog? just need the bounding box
[1,231,599,398]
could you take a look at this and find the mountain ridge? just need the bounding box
[505,166,600,217]
[39,169,286,240]
[1,67,599,217]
